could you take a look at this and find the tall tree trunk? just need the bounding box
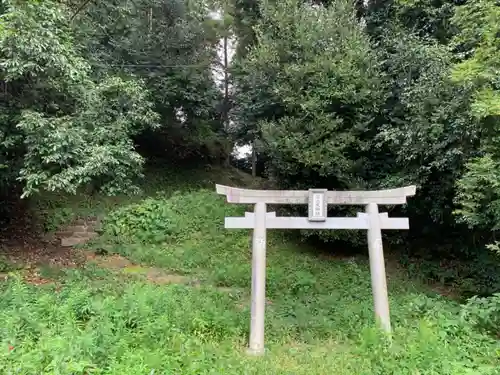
[222,30,231,167]
[223,33,229,133]
[149,7,153,33]
[252,140,257,177]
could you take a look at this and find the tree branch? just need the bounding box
[70,0,94,21]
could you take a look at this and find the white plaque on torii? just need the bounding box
[216,183,416,356]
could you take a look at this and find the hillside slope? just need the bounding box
[0,167,498,374]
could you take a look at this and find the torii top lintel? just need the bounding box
[215,184,417,205]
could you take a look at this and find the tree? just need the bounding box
[71,0,228,163]
[0,0,158,197]
[366,0,464,43]
[0,0,230,199]
[373,29,480,238]
[230,0,260,58]
[236,0,383,186]
[451,0,500,251]
[232,0,385,244]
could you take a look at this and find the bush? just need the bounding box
[101,190,244,245]
[461,293,500,337]
[0,276,247,374]
[102,198,178,244]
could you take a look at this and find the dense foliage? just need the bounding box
[227,0,500,294]
[2,0,500,366]
[2,0,500,294]
[230,1,497,242]
[0,0,226,199]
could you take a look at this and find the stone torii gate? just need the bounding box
[216,184,416,355]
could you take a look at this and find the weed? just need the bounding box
[461,293,500,337]
[37,265,66,280]
[102,198,178,244]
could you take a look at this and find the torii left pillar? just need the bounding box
[248,201,267,355]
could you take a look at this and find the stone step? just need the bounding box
[61,237,90,247]
[57,215,102,247]
[55,229,100,238]
[64,225,89,233]
[55,231,77,238]
[73,216,99,224]
[72,231,98,239]
[62,223,101,232]
[90,222,102,232]
[72,218,100,229]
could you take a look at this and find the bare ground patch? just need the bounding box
[0,227,244,297]
[0,235,87,285]
[84,252,199,286]
[0,236,198,287]
[1,241,246,298]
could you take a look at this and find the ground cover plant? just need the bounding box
[1,168,499,374]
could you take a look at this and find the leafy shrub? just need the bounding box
[461,293,500,337]
[101,190,244,245]
[102,198,178,243]
[166,189,243,235]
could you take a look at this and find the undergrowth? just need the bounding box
[1,167,499,374]
[0,256,16,273]
[31,165,255,232]
[399,247,500,299]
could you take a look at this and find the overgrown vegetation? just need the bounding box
[1,0,500,268]
[1,171,500,373]
[2,0,500,371]
[230,0,500,295]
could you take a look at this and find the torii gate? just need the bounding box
[216,184,416,355]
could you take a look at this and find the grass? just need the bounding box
[1,166,500,374]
